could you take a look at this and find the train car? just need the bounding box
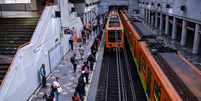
[120,9,201,101]
[105,10,124,52]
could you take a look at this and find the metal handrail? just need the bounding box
[0,5,47,89]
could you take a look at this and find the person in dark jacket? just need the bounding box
[69,37,74,50]
[40,64,47,87]
[83,25,86,31]
[77,82,84,101]
[89,53,95,71]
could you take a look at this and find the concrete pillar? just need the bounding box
[165,15,169,35]
[151,15,154,26]
[87,12,89,27]
[172,17,177,39]
[155,12,158,28]
[30,0,37,11]
[192,24,200,54]
[159,13,163,30]
[144,8,146,20]
[181,20,187,46]
[146,9,148,21]
[83,13,85,25]
[148,10,151,23]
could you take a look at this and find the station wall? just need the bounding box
[0,2,83,101]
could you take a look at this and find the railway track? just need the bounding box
[104,44,145,101]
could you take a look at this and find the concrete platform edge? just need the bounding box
[85,32,106,101]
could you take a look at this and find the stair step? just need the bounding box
[0,23,37,26]
[0,38,30,41]
[0,51,17,55]
[0,26,36,29]
[0,34,32,38]
[0,29,35,32]
[0,70,8,74]
[0,48,18,51]
[0,66,9,70]
[0,75,6,80]
[0,32,33,35]
[0,40,28,44]
[0,44,24,47]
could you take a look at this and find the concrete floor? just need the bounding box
[137,16,201,70]
[2,11,41,18]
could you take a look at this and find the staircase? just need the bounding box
[0,18,39,85]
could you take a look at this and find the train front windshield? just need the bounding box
[108,30,122,42]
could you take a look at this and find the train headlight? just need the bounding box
[109,43,112,46]
[118,43,121,46]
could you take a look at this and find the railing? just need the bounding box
[0,6,47,89]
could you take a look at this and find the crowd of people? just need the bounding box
[40,13,106,101]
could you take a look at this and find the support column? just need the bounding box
[151,15,154,26]
[83,13,85,25]
[87,12,89,27]
[192,24,200,54]
[165,15,169,35]
[144,8,146,20]
[172,17,177,39]
[159,13,163,30]
[155,12,158,28]
[148,10,151,23]
[146,9,148,21]
[181,20,187,46]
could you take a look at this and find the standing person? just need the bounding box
[89,53,95,71]
[43,92,53,101]
[73,54,79,73]
[69,38,74,50]
[83,25,86,31]
[78,45,84,60]
[82,34,86,45]
[40,64,47,87]
[72,92,81,101]
[53,77,62,101]
[95,37,98,48]
[86,28,90,39]
[82,62,89,84]
[77,81,84,101]
[92,26,96,35]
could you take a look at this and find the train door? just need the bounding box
[147,68,152,98]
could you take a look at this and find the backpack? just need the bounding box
[78,75,84,83]
[83,35,86,39]
[73,97,81,101]
[70,56,75,63]
[51,85,57,92]
[84,66,89,73]
[87,56,89,61]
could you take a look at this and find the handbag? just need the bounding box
[85,86,88,93]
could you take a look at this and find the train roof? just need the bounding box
[157,53,201,101]
[121,10,155,39]
[106,10,123,30]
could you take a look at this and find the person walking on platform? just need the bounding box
[69,38,74,50]
[92,26,96,35]
[86,28,90,39]
[53,77,62,101]
[72,92,81,101]
[73,54,79,73]
[77,81,84,101]
[81,62,89,84]
[40,64,47,87]
[89,53,95,71]
[83,25,86,31]
[82,34,86,45]
[79,45,84,60]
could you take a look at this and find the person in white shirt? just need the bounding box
[79,45,84,60]
[53,77,62,101]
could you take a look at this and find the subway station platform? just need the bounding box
[30,30,105,101]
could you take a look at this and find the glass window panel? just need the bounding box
[154,81,161,101]
[142,58,146,74]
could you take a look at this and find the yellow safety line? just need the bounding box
[84,31,105,101]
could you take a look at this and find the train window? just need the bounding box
[134,41,136,54]
[154,81,161,101]
[132,38,134,46]
[139,51,141,71]
[108,30,122,42]
[142,58,146,74]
